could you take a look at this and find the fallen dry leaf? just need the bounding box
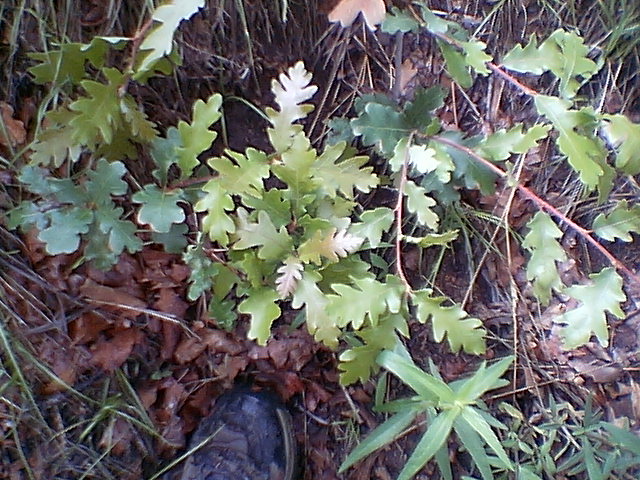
[0,102,27,147]
[91,328,141,371]
[328,0,386,30]
[397,58,417,94]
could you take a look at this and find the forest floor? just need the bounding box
[2,1,640,479]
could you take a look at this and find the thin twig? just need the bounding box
[430,134,640,285]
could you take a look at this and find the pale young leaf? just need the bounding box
[298,228,363,264]
[403,180,439,229]
[137,0,205,74]
[275,258,304,298]
[328,0,386,30]
[554,268,626,350]
[267,61,317,153]
[291,271,340,347]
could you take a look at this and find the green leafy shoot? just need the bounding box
[340,351,513,480]
[554,268,626,350]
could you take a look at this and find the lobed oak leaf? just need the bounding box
[233,208,293,260]
[554,268,625,349]
[132,184,185,233]
[176,93,222,178]
[593,200,640,242]
[522,212,567,305]
[350,207,394,248]
[403,180,439,229]
[291,271,340,347]
[137,0,205,74]
[267,61,317,153]
[411,289,486,354]
[238,287,281,345]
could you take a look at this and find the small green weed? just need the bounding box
[340,351,513,480]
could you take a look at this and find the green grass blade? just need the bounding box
[339,409,419,473]
[455,356,513,403]
[454,417,494,480]
[460,406,513,470]
[397,408,457,480]
[378,350,454,402]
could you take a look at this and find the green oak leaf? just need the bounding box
[404,180,439,229]
[29,122,81,167]
[326,275,403,330]
[593,200,640,242]
[28,43,89,84]
[177,93,222,178]
[209,147,270,196]
[94,205,142,255]
[351,102,409,155]
[476,124,551,161]
[243,189,292,230]
[85,159,128,205]
[137,0,205,74]
[132,184,185,233]
[69,68,125,146]
[238,287,281,345]
[438,40,472,89]
[339,313,408,385]
[522,212,567,305]
[381,7,421,33]
[601,114,640,175]
[233,208,293,260]
[183,240,221,301]
[311,142,378,199]
[412,289,486,354]
[120,95,158,143]
[291,270,340,347]
[151,127,182,185]
[151,223,189,253]
[195,179,236,244]
[350,207,394,248]
[534,95,610,193]
[460,39,492,75]
[39,207,93,255]
[503,30,600,99]
[555,268,625,349]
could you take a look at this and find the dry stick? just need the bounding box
[430,134,640,286]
